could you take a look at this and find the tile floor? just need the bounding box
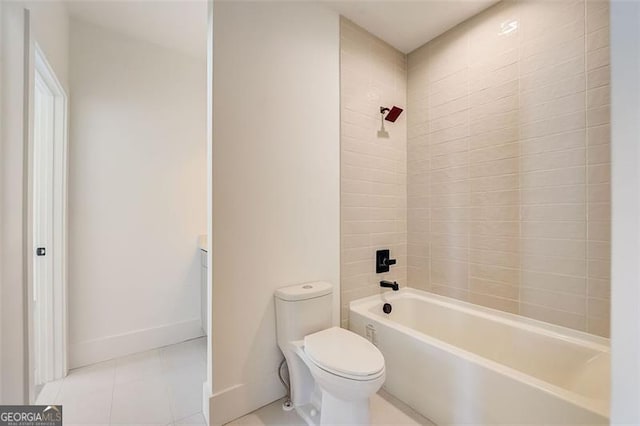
[37,337,433,426]
[226,390,435,426]
[36,337,207,425]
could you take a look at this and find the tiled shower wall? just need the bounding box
[340,18,407,327]
[406,0,611,336]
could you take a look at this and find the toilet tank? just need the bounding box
[275,282,333,349]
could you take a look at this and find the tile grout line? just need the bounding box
[160,347,179,425]
[108,359,116,425]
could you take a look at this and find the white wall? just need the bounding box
[210,2,340,423]
[0,0,68,403]
[0,1,29,404]
[610,2,640,423]
[27,0,69,93]
[68,20,207,367]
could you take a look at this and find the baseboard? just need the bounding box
[209,371,285,425]
[70,319,204,368]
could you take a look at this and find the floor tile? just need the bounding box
[165,365,205,421]
[57,387,112,425]
[110,377,174,425]
[35,379,63,405]
[36,339,206,426]
[58,359,116,399]
[160,338,207,372]
[115,349,164,385]
[225,399,305,426]
[175,412,206,425]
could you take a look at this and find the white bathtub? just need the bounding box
[349,288,609,425]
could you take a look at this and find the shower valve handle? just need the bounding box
[376,249,396,273]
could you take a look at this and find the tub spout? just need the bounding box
[380,280,399,291]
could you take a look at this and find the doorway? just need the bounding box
[31,44,68,399]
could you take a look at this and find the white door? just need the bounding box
[33,64,56,386]
[31,46,68,388]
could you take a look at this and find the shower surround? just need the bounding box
[406,0,610,337]
[340,0,611,336]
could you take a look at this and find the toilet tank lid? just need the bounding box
[275,281,333,301]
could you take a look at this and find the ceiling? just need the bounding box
[65,0,497,59]
[65,0,208,59]
[325,0,498,53]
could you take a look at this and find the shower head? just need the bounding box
[380,106,404,123]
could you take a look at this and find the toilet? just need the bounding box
[275,282,385,425]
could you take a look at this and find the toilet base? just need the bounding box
[320,390,370,425]
[295,392,370,426]
[295,403,322,426]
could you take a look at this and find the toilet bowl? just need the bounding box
[275,282,385,425]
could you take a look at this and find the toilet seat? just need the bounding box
[304,327,385,381]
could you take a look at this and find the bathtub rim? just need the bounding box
[349,288,610,419]
[350,288,610,349]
